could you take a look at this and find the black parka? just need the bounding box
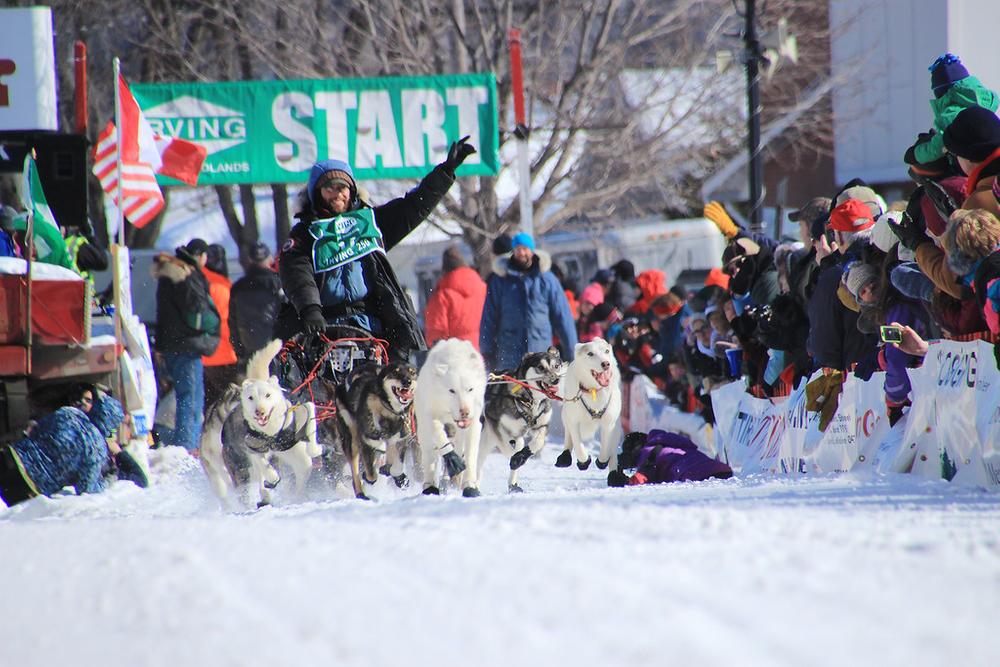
[278,164,456,359]
[153,249,220,357]
[229,265,285,360]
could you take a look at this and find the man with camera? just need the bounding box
[806,193,880,377]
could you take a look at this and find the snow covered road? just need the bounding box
[1,447,998,667]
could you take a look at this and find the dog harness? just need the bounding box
[242,412,310,453]
[575,384,612,420]
[513,387,550,428]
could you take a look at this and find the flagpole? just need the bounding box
[113,57,124,246]
[24,151,36,375]
[112,57,126,403]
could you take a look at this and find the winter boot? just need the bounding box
[595,457,609,470]
[577,456,592,471]
[508,483,524,494]
[422,485,440,496]
[462,487,481,498]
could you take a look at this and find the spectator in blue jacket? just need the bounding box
[0,391,143,507]
[480,233,577,370]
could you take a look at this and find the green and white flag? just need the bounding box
[15,154,73,270]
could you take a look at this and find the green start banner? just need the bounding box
[131,73,499,185]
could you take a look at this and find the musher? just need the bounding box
[277,137,477,361]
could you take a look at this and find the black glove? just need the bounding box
[889,191,931,251]
[442,450,466,477]
[443,135,476,173]
[903,129,936,166]
[922,178,960,223]
[299,304,327,336]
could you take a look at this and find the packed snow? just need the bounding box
[1,442,998,667]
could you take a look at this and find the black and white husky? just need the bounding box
[332,361,417,499]
[479,347,564,492]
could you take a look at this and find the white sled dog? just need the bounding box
[414,338,487,497]
[556,338,623,471]
[201,339,320,508]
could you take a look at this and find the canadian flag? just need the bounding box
[92,74,207,228]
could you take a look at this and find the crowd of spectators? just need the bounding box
[544,53,1000,430]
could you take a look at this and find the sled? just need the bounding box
[272,324,390,422]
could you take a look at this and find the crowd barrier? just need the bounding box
[700,339,1000,489]
[622,340,1000,489]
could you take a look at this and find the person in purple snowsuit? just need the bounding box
[607,430,733,487]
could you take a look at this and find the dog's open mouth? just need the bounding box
[254,406,275,428]
[591,368,612,388]
[455,418,472,429]
[540,380,560,394]
[393,385,414,404]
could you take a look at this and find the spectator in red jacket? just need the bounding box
[628,269,668,316]
[424,246,487,350]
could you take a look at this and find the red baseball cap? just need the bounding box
[828,199,875,233]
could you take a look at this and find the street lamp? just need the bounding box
[742,0,765,233]
[722,1,797,234]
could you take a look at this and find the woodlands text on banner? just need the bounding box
[131,74,500,185]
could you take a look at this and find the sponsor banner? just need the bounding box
[853,371,891,469]
[132,73,500,184]
[710,378,748,465]
[725,392,792,475]
[665,339,1000,490]
[806,372,890,474]
[868,414,914,475]
[806,373,858,474]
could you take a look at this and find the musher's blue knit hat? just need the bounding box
[307,159,357,208]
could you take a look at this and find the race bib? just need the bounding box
[309,208,383,273]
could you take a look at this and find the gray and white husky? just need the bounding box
[479,346,564,492]
[200,339,320,509]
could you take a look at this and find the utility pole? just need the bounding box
[508,28,533,238]
[744,0,765,233]
[716,3,795,234]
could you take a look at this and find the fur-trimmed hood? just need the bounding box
[491,248,552,277]
[151,252,197,283]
